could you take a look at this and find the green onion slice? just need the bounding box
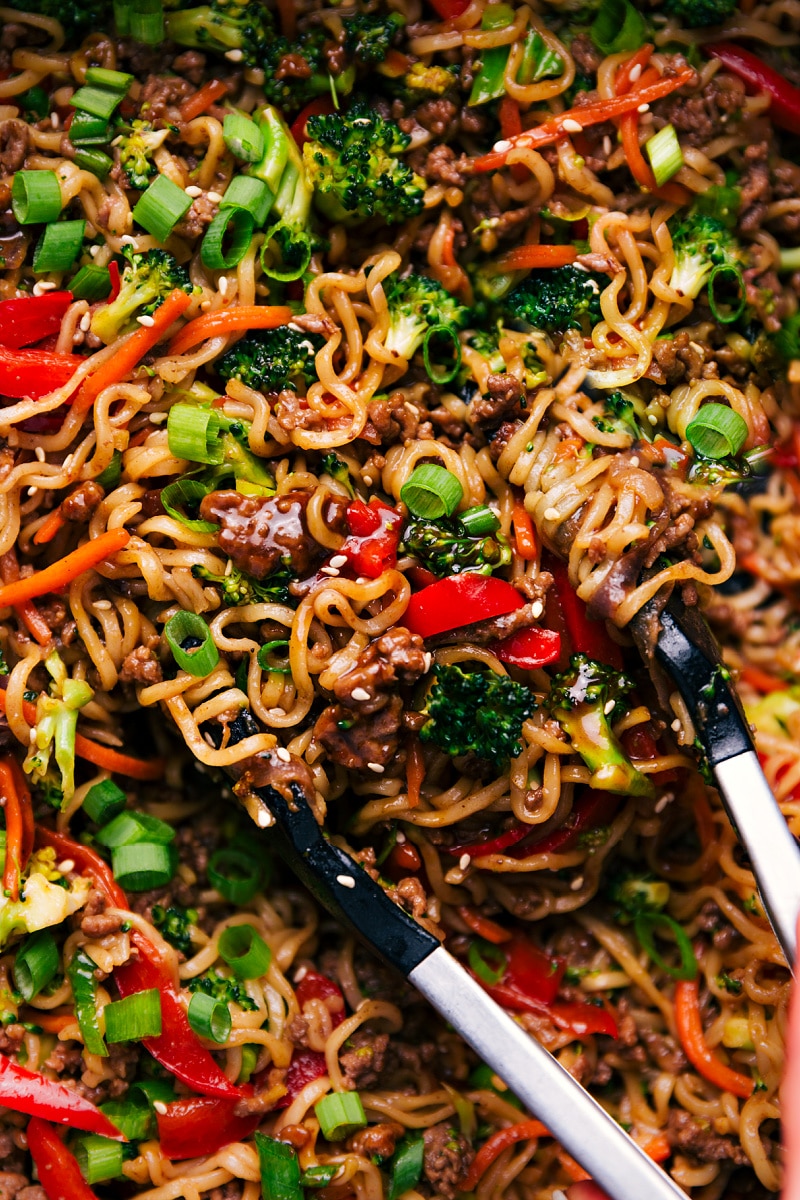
[707,263,746,326]
[400,463,463,519]
[68,111,111,146]
[201,207,255,271]
[300,1165,341,1188]
[69,263,113,303]
[19,86,49,120]
[33,220,86,274]
[85,67,134,93]
[187,990,232,1043]
[208,847,262,904]
[14,930,59,1001]
[73,1135,123,1185]
[223,113,265,163]
[164,609,219,676]
[423,323,462,385]
[99,1093,153,1141]
[218,924,272,979]
[459,505,500,536]
[645,124,684,188]
[111,841,177,891]
[590,0,648,55]
[467,938,507,986]
[11,170,62,225]
[256,1133,302,1200]
[82,778,127,824]
[67,947,107,1058]
[161,477,220,533]
[97,809,175,848]
[95,449,123,489]
[220,176,274,228]
[132,174,192,242]
[257,639,291,674]
[634,912,698,981]
[259,219,312,282]
[685,403,748,460]
[314,1091,367,1141]
[73,148,113,179]
[71,85,124,121]
[388,1135,425,1200]
[104,988,162,1042]
[167,404,224,466]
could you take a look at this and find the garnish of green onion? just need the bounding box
[11,170,62,225]
[82,778,127,824]
[467,938,507,986]
[634,912,698,981]
[220,176,274,228]
[423,323,462,385]
[104,988,162,1042]
[589,0,647,55]
[95,449,123,489]
[685,403,748,460]
[164,609,219,676]
[68,111,111,146]
[645,124,684,187]
[99,1093,153,1142]
[401,463,463,519]
[223,113,265,163]
[14,930,59,1002]
[208,847,262,904]
[97,809,175,848]
[779,247,800,273]
[314,1091,368,1141]
[113,0,131,35]
[167,404,224,465]
[73,148,113,179]
[73,1135,124,1185]
[19,86,49,120]
[84,66,134,93]
[67,947,108,1058]
[300,1165,341,1189]
[70,85,125,121]
[707,263,746,325]
[459,505,500,536]
[111,841,177,890]
[132,174,192,242]
[161,477,220,533]
[257,639,291,674]
[388,1135,425,1200]
[69,263,113,303]
[33,220,86,274]
[255,1133,303,1200]
[201,206,255,270]
[218,924,272,980]
[130,0,165,44]
[187,990,232,1043]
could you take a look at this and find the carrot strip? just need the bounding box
[460,1119,550,1191]
[741,665,788,694]
[616,63,691,205]
[674,979,754,1099]
[167,304,293,357]
[469,67,696,172]
[642,1132,671,1163]
[406,735,425,809]
[494,244,577,273]
[0,529,130,610]
[33,508,67,546]
[76,290,193,413]
[0,756,32,901]
[553,436,584,463]
[15,600,51,646]
[20,1008,75,1033]
[499,96,527,183]
[557,1149,591,1182]
[179,78,228,122]
[512,496,537,561]
[614,45,654,95]
[457,905,512,944]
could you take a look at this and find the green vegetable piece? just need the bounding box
[314,1091,367,1141]
[90,246,192,344]
[420,664,535,771]
[67,948,107,1057]
[104,988,162,1042]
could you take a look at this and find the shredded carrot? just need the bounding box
[512,496,537,560]
[167,304,293,357]
[494,244,577,273]
[379,49,413,78]
[674,979,754,1099]
[460,1119,550,1191]
[642,1132,671,1163]
[553,436,584,463]
[0,529,130,610]
[0,756,33,901]
[741,665,788,694]
[15,600,51,646]
[76,289,193,413]
[33,507,66,546]
[469,67,696,173]
[274,0,297,39]
[614,44,654,96]
[406,735,425,809]
[179,78,228,122]
[20,1007,75,1033]
[616,60,691,205]
[457,905,511,944]
[557,1149,591,1182]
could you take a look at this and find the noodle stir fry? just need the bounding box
[0,0,798,1194]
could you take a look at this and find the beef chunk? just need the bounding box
[314,695,403,771]
[667,1110,749,1165]
[333,628,428,714]
[422,1122,473,1199]
[119,645,163,685]
[339,1029,389,1090]
[199,490,346,578]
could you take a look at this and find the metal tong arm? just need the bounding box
[655,598,800,966]
[255,783,687,1200]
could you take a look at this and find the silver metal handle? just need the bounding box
[714,749,800,966]
[409,946,686,1200]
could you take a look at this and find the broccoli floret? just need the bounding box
[344,12,405,63]
[662,0,737,26]
[151,904,198,956]
[21,0,106,41]
[218,327,323,392]
[384,273,470,363]
[606,870,670,922]
[593,391,650,441]
[321,453,354,497]
[390,62,459,103]
[164,0,273,61]
[502,267,605,335]
[90,247,192,345]
[545,654,654,797]
[193,561,295,607]
[401,516,511,577]
[116,120,170,191]
[419,664,535,771]
[303,99,425,224]
[189,970,258,1010]
[265,28,355,110]
[668,212,745,301]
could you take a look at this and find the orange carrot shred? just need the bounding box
[167,305,293,357]
[512,496,537,560]
[0,529,130,610]
[406,735,425,809]
[494,244,577,273]
[457,905,512,944]
[674,979,754,1099]
[460,1119,550,1191]
[33,507,67,546]
[179,78,228,122]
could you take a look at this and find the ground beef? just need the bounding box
[120,645,163,685]
[139,73,194,123]
[333,628,428,714]
[652,71,743,148]
[80,887,126,937]
[667,1110,749,1165]
[488,420,519,463]
[696,899,739,950]
[422,1122,473,1200]
[362,395,420,445]
[570,33,601,76]
[430,582,552,647]
[232,746,318,806]
[170,50,207,83]
[640,1029,688,1074]
[174,193,218,240]
[648,329,716,385]
[339,1029,389,1090]
[291,312,338,339]
[467,374,525,431]
[420,144,465,187]
[348,1122,404,1159]
[199,489,346,578]
[0,120,28,174]
[314,694,403,770]
[0,1177,44,1200]
[60,482,104,523]
[414,98,458,137]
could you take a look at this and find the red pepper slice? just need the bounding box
[27,1117,99,1200]
[295,970,345,1025]
[492,626,561,670]
[510,789,620,857]
[545,556,623,670]
[0,344,84,399]
[108,260,121,302]
[157,1096,260,1160]
[482,981,617,1038]
[427,0,470,17]
[404,574,524,639]
[501,936,565,1006]
[447,820,531,858]
[0,1059,123,1139]
[341,498,403,579]
[704,42,800,134]
[290,95,334,148]
[273,1048,328,1109]
[0,292,73,349]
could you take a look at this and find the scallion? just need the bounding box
[400,464,463,519]
[18,86,49,121]
[104,988,162,1042]
[256,639,291,674]
[300,1165,340,1188]
[201,207,255,270]
[634,912,697,981]
[708,263,746,325]
[388,1135,425,1200]
[685,403,748,460]
[645,124,684,188]
[67,948,107,1058]
[218,924,272,979]
[111,841,177,890]
[99,1093,153,1142]
[95,449,123,489]
[314,1091,367,1141]
[73,148,113,179]
[14,930,59,1001]
[85,67,134,93]
[220,176,274,228]
[779,246,800,273]
[164,609,219,676]
[590,0,648,55]
[223,113,265,163]
[33,220,86,273]
[187,990,232,1043]
[423,323,462,385]
[132,174,192,242]
[11,170,62,225]
[70,85,125,121]
[208,847,262,904]
[73,1135,123,1185]
[114,0,131,35]
[69,263,113,302]
[130,0,165,44]
[255,1133,303,1200]
[68,111,111,146]
[467,938,507,986]
[97,809,175,848]
[82,778,127,825]
[459,505,500,536]
[167,404,224,465]
[161,477,220,533]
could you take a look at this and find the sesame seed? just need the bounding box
[603,700,615,715]
[493,139,512,153]
[256,806,274,827]
[629,63,642,83]
[319,566,339,576]
[423,652,432,672]
[200,300,212,311]
[153,1101,168,1115]
[89,245,100,257]
[654,794,672,814]
[218,275,228,296]
[637,103,650,114]
[32,281,57,296]
[459,854,471,871]
[275,747,291,762]
[362,476,373,486]
[630,456,639,468]
[570,875,585,891]
[293,965,308,982]
[367,762,385,774]
[149,411,167,424]
[51,111,59,128]
[603,136,612,156]
[225,48,244,61]
[207,191,223,204]
[57,860,75,873]
[27,487,38,497]
[396,830,406,843]
[185,185,202,198]
[543,507,560,522]
[336,874,356,889]
[562,118,583,133]
[647,413,658,425]
[267,708,285,718]
[35,447,45,462]
[671,718,681,732]
[29,728,37,744]
[137,314,155,327]
[531,601,544,619]
[119,234,137,246]
[351,687,371,702]
[329,554,348,569]
[93,600,112,610]
[80,313,91,332]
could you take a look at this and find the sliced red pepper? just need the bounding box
[492,626,561,670]
[704,42,800,133]
[447,820,531,858]
[290,95,334,148]
[404,574,524,639]
[502,936,565,1006]
[427,0,470,17]
[384,841,423,881]
[510,789,620,857]
[545,556,624,670]
[108,260,121,302]
[621,726,678,786]
[0,292,73,349]
[482,980,617,1038]
[341,498,403,579]
[157,1096,260,1160]
[0,344,84,399]
[27,1117,99,1200]
[295,970,345,1025]
[273,1048,328,1109]
[0,1059,123,1139]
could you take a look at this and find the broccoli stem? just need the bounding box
[557,706,654,798]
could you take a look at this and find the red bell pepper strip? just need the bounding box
[481,979,619,1037]
[290,95,334,148]
[295,970,346,1024]
[509,788,620,858]
[340,498,403,579]
[0,1060,123,1139]
[0,344,84,399]
[447,820,531,858]
[27,1117,100,1200]
[492,625,561,670]
[404,574,524,639]
[0,292,73,349]
[546,556,624,670]
[157,1096,260,1160]
[107,261,121,302]
[427,0,470,16]
[704,42,800,134]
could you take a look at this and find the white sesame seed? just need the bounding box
[33,281,57,296]
[80,313,91,332]
[603,699,615,715]
[630,456,639,468]
[562,118,583,133]
[29,728,37,744]
[225,48,244,61]
[671,718,681,732]
[531,601,544,620]
[629,63,642,83]
[267,708,285,718]
[153,1101,168,1115]
[570,875,585,891]
[336,874,356,889]
[543,507,560,522]
[110,135,123,147]
[654,794,673,813]
[27,487,38,497]
[603,136,612,156]
[351,687,371,702]
[207,191,223,204]
[35,447,45,462]
[119,234,137,246]
[51,111,59,128]
[293,965,308,982]
[89,244,100,257]
[637,103,650,114]
[218,275,228,296]
[367,762,385,774]
[647,413,658,425]
[493,139,512,154]
[185,185,203,198]
[319,566,339,576]
[362,476,373,487]
[329,554,348,569]
[93,600,112,610]
[275,747,291,762]
[149,411,167,424]
[137,314,155,327]
[459,854,471,871]
[396,830,406,843]
[57,860,75,873]
[423,652,433,672]
[256,806,274,827]
[200,299,212,311]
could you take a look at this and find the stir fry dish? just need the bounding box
[0,0,799,1195]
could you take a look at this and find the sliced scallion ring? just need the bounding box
[73,1135,124,1185]
[167,404,224,465]
[187,990,232,1043]
[201,207,255,270]
[634,912,698,981]
[85,66,134,93]
[68,111,111,146]
[130,0,165,44]
[467,938,507,986]
[314,1091,367,1141]
[223,113,265,163]
[14,929,59,1001]
[32,220,86,273]
[11,170,62,225]
[82,778,127,824]
[423,323,462,385]
[73,148,113,179]
[164,609,219,676]
[590,0,647,54]
[459,505,500,536]
[645,123,684,187]
[220,176,274,228]
[685,403,748,460]
[161,477,220,533]
[104,988,163,1042]
[388,1135,425,1200]
[218,924,272,979]
[708,263,746,325]
[70,85,124,121]
[69,263,113,303]
[208,847,262,904]
[133,174,192,242]
[97,809,175,848]
[112,841,177,890]
[400,463,463,519]
[256,1133,302,1200]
